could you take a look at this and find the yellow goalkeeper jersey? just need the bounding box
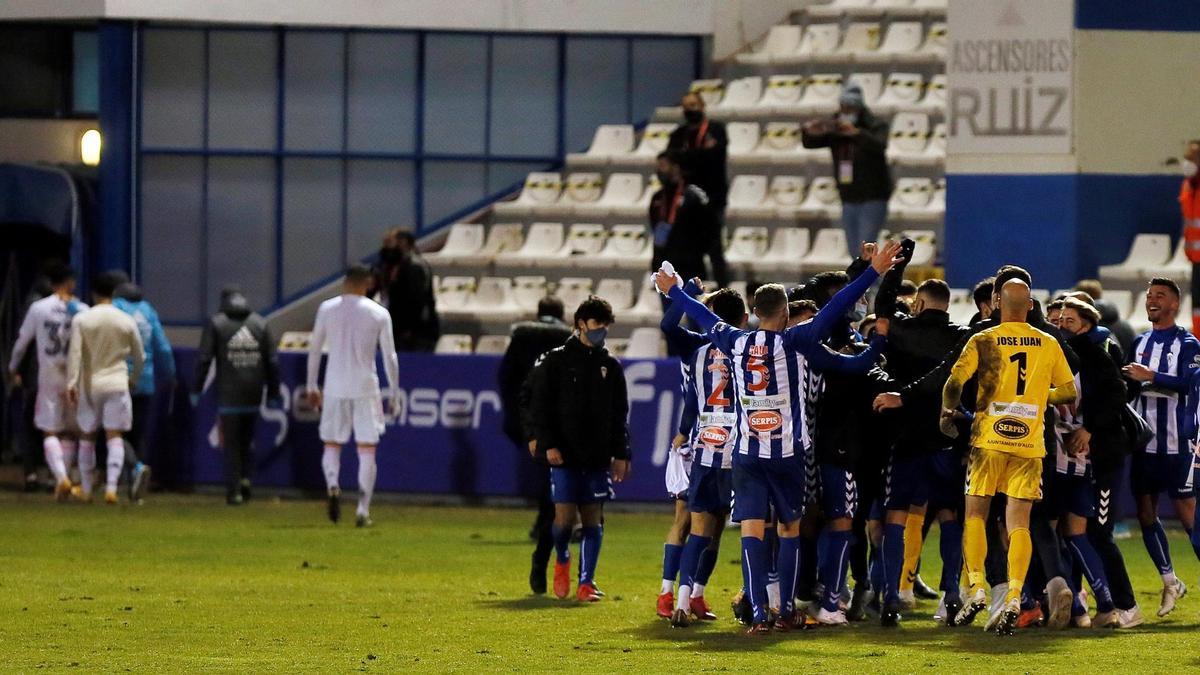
[948,322,1074,458]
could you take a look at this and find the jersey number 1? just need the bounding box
[1009,351,1027,395]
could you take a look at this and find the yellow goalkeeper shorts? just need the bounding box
[965,447,1042,501]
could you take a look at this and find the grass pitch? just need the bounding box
[0,492,1197,672]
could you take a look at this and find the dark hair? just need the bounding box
[345,264,374,284]
[1061,297,1101,327]
[972,277,995,307]
[656,149,680,165]
[898,279,919,296]
[1047,299,1065,312]
[1149,277,1181,298]
[45,261,74,286]
[92,271,125,299]
[994,265,1032,290]
[536,295,565,321]
[753,283,788,318]
[807,271,850,308]
[1064,290,1096,307]
[574,295,615,326]
[705,288,746,326]
[788,299,818,319]
[917,278,951,304]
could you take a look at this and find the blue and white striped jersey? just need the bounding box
[1130,326,1200,455]
[1054,374,1089,477]
[680,343,737,469]
[708,326,801,460]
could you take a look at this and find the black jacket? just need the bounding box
[1068,330,1131,474]
[1096,299,1135,361]
[527,336,631,470]
[375,252,440,352]
[812,346,891,469]
[194,295,281,409]
[801,106,892,203]
[668,118,729,209]
[649,182,717,282]
[498,317,571,444]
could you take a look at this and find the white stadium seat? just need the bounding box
[914,0,947,9]
[737,25,802,66]
[917,73,947,113]
[427,223,484,266]
[435,276,476,316]
[634,123,675,158]
[874,0,915,8]
[887,112,930,161]
[725,175,772,219]
[492,172,561,217]
[900,229,936,266]
[606,339,630,356]
[847,72,883,106]
[905,22,948,63]
[799,177,842,218]
[1157,238,1191,278]
[874,73,925,113]
[801,228,850,269]
[559,223,607,266]
[689,78,726,108]
[611,175,659,220]
[761,74,805,115]
[278,331,312,353]
[762,227,811,275]
[710,76,763,117]
[535,172,603,217]
[888,177,935,220]
[435,334,474,355]
[755,121,802,162]
[949,289,975,324]
[790,24,841,62]
[467,223,524,265]
[596,278,635,311]
[798,74,843,114]
[858,22,922,63]
[625,327,665,359]
[771,176,808,218]
[496,222,565,265]
[921,123,947,164]
[574,173,643,218]
[626,280,664,323]
[471,277,517,318]
[511,276,548,313]
[725,226,771,267]
[474,335,511,355]
[832,23,881,60]
[566,124,635,167]
[927,178,946,215]
[555,277,595,312]
[589,224,650,269]
[1102,289,1134,320]
[726,122,762,160]
[1098,234,1172,281]
[807,0,872,19]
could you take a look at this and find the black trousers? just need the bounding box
[1089,459,1137,610]
[125,393,154,465]
[220,413,258,493]
[706,207,730,289]
[531,466,555,571]
[21,386,40,478]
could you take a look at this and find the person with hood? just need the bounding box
[375,228,439,352]
[801,81,892,257]
[114,277,176,503]
[193,287,282,505]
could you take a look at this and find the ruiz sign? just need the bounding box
[947,0,1073,154]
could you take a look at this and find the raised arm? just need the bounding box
[807,335,885,375]
[664,284,721,334]
[660,278,707,356]
[801,240,902,343]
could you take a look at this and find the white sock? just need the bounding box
[676,584,692,611]
[661,579,674,594]
[691,583,706,599]
[43,436,68,483]
[356,451,376,517]
[60,439,77,475]
[106,437,125,493]
[1162,571,1179,586]
[321,447,340,493]
[767,581,781,611]
[78,441,96,495]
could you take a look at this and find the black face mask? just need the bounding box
[683,109,704,124]
[655,171,674,187]
[379,247,402,263]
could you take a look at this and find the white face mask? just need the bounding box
[838,112,859,126]
[1182,158,1198,178]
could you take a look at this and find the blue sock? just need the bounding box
[1141,520,1174,576]
[662,543,683,586]
[677,535,711,590]
[1020,588,1038,611]
[695,542,720,586]
[882,523,905,606]
[777,536,801,616]
[552,524,571,564]
[800,534,818,595]
[742,536,770,623]
[819,530,852,612]
[579,525,602,586]
[938,520,963,601]
[1068,534,1114,612]
[869,545,884,596]
[765,527,780,582]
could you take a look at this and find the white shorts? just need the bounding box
[665,449,693,497]
[76,390,133,433]
[319,395,385,446]
[35,386,75,433]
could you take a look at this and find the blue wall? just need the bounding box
[132,25,700,324]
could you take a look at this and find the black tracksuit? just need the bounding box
[194,296,281,498]
[800,107,892,204]
[668,118,730,288]
[649,182,719,287]
[375,251,440,352]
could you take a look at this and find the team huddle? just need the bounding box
[638,240,1200,636]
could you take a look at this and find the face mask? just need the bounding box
[838,112,859,126]
[1182,159,1198,178]
[584,327,608,348]
[846,297,868,324]
[379,247,401,263]
[683,109,703,124]
[655,171,674,187]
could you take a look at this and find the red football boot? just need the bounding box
[577,583,602,602]
[690,595,718,621]
[553,560,571,599]
[657,591,674,618]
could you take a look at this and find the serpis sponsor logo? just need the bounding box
[699,426,730,446]
[748,410,782,433]
[993,416,1030,440]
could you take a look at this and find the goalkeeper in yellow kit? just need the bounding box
[941,280,1077,634]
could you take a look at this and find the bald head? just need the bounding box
[999,279,1032,323]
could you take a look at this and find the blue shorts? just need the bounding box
[732,455,807,524]
[884,447,965,512]
[688,463,733,516]
[1130,451,1196,500]
[810,463,857,520]
[1051,472,1095,518]
[550,467,613,504]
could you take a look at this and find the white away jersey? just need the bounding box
[8,295,88,389]
[307,294,399,399]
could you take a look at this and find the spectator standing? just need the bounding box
[802,82,892,257]
[668,92,730,288]
[497,296,572,594]
[193,287,282,505]
[114,280,175,503]
[1074,280,1135,358]
[375,228,439,352]
[649,151,719,289]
